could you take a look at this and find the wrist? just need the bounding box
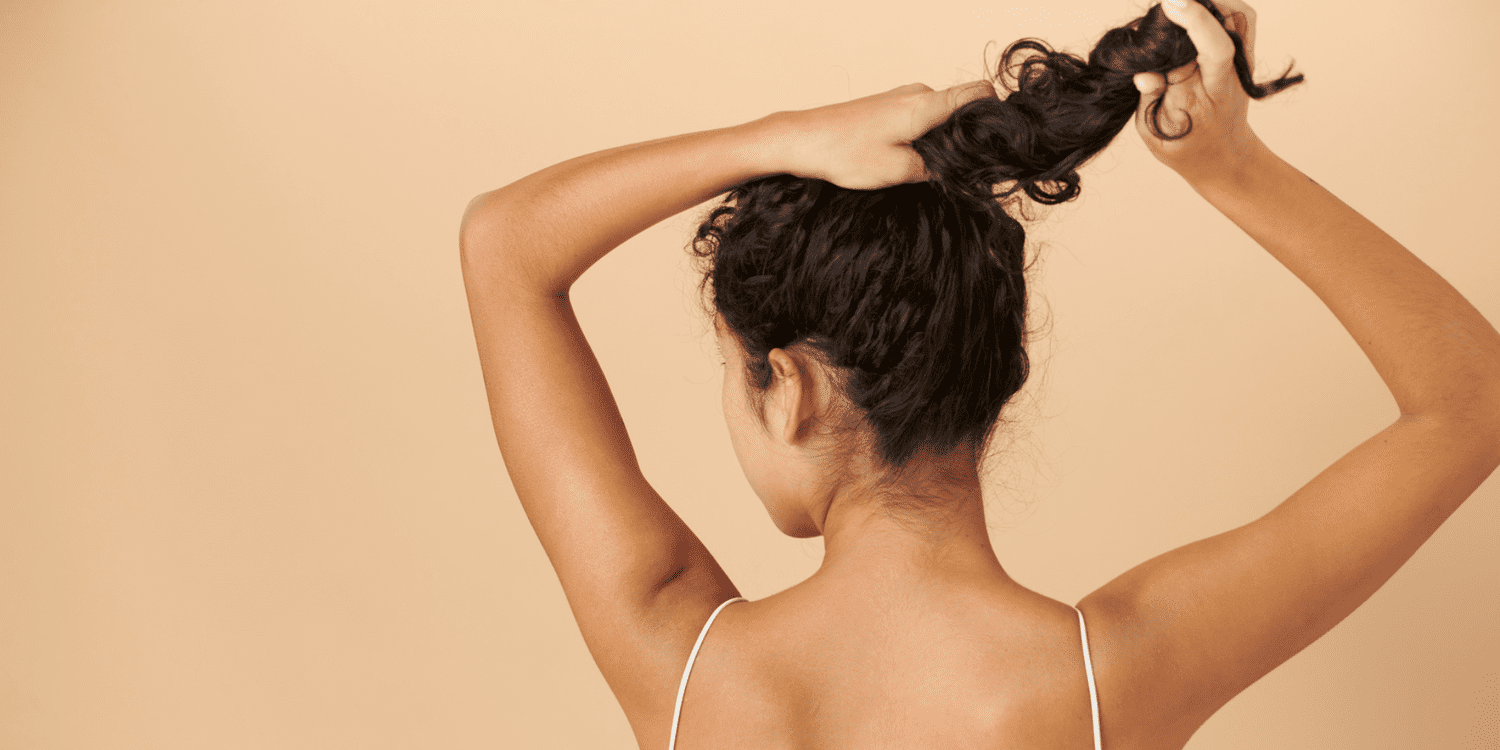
[734,111,805,179]
[1183,132,1279,196]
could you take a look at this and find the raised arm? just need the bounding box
[459,80,994,745]
[459,121,773,737]
[1082,1,1500,746]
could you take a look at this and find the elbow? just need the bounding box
[458,195,555,298]
[459,191,503,265]
[459,192,527,283]
[461,190,491,228]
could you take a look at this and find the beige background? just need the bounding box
[2,0,1497,747]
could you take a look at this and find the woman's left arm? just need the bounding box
[459,81,993,740]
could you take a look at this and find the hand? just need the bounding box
[1132,0,1266,184]
[776,81,998,191]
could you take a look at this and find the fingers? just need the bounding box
[948,79,999,110]
[899,149,931,184]
[1164,60,1201,86]
[909,80,997,135]
[1161,0,1238,97]
[1212,0,1258,65]
[1133,72,1167,100]
[1131,70,1188,135]
[1222,12,1255,73]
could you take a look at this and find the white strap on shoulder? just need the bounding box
[668,596,746,750]
[1075,606,1102,750]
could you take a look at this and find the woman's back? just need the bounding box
[671,577,1103,750]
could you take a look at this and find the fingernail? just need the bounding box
[1165,0,1187,9]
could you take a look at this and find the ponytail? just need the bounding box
[917,0,1304,207]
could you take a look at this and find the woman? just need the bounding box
[461,0,1500,747]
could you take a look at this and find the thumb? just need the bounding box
[1133,72,1166,100]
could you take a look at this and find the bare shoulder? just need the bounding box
[1076,414,1500,747]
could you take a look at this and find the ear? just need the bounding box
[765,348,820,447]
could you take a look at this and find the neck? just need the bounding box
[812,454,1011,586]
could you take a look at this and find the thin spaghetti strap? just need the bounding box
[1075,606,1103,750]
[668,596,746,750]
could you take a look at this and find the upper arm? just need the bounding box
[1083,412,1500,741]
[459,207,739,732]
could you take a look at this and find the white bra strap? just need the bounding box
[1075,606,1102,750]
[668,596,746,750]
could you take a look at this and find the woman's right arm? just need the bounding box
[1083,1,1500,746]
[1194,141,1500,422]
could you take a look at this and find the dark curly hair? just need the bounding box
[692,0,1303,480]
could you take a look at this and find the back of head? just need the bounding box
[693,0,1302,487]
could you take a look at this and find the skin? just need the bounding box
[713,314,1000,570]
[461,0,1500,747]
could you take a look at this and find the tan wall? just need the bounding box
[2,1,1497,747]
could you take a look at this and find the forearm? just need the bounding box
[1192,140,1500,424]
[459,115,794,296]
